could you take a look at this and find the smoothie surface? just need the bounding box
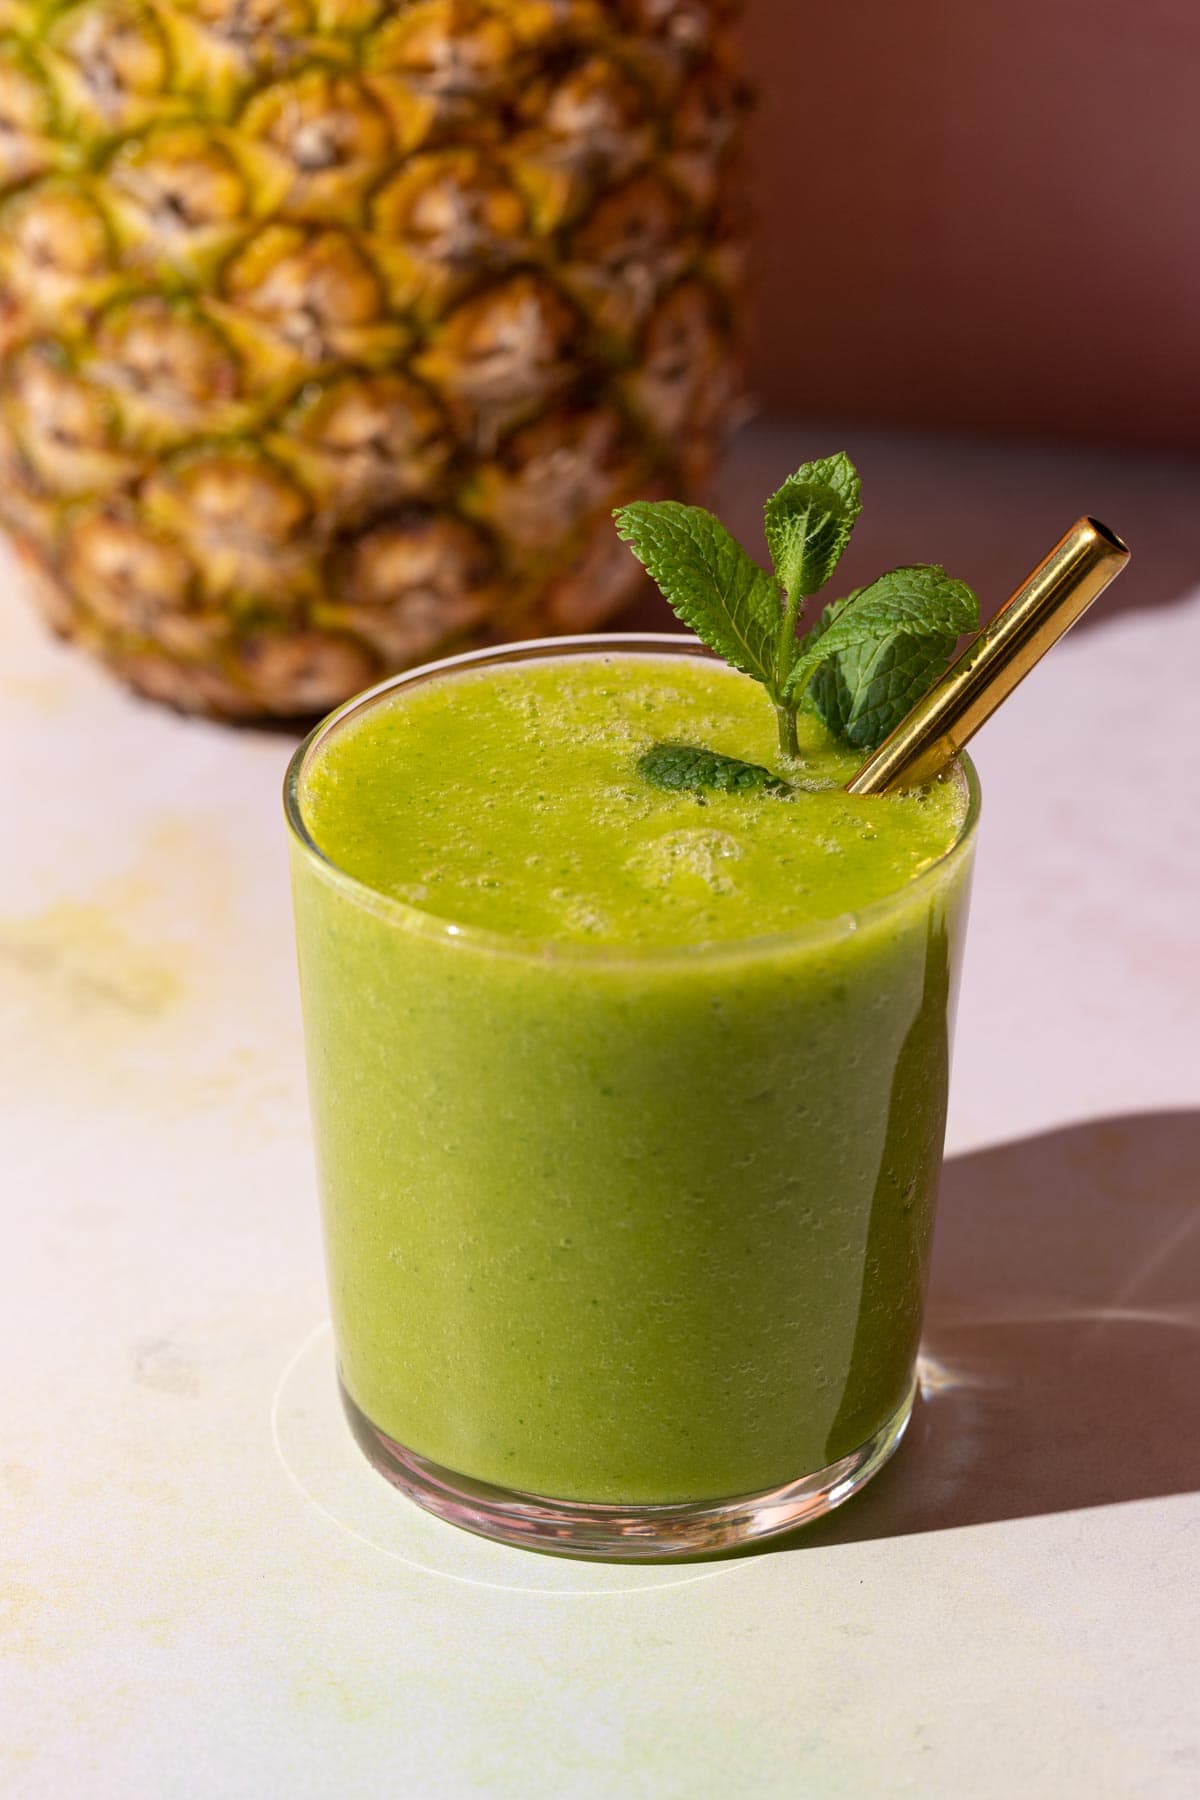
[299,652,968,949]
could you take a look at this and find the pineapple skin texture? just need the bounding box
[0,0,750,719]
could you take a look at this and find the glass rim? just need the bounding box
[283,632,981,967]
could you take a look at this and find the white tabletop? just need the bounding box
[4,471,1199,1797]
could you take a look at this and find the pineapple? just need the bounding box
[0,0,750,719]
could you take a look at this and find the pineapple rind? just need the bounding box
[0,0,750,717]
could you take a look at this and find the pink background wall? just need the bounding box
[741,0,1199,447]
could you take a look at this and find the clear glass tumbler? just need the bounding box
[285,635,979,1559]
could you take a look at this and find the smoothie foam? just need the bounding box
[300,653,967,949]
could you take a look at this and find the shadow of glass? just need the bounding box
[775,1110,1200,1550]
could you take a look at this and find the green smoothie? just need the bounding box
[288,641,976,1506]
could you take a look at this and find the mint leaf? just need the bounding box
[783,565,978,712]
[637,743,795,798]
[763,452,862,602]
[809,624,958,747]
[614,502,783,696]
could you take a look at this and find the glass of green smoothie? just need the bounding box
[285,631,979,1560]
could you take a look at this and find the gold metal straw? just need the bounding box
[846,516,1131,795]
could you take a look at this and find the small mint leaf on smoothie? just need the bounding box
[614,502,783,697]
[783,566,979,716]
[638,743,796,797]
[763,453,862,607]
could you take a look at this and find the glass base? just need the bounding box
[340,1375,916,1562]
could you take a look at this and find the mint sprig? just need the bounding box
[614,453,980,763]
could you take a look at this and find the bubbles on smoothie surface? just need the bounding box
[628,829,743,898]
